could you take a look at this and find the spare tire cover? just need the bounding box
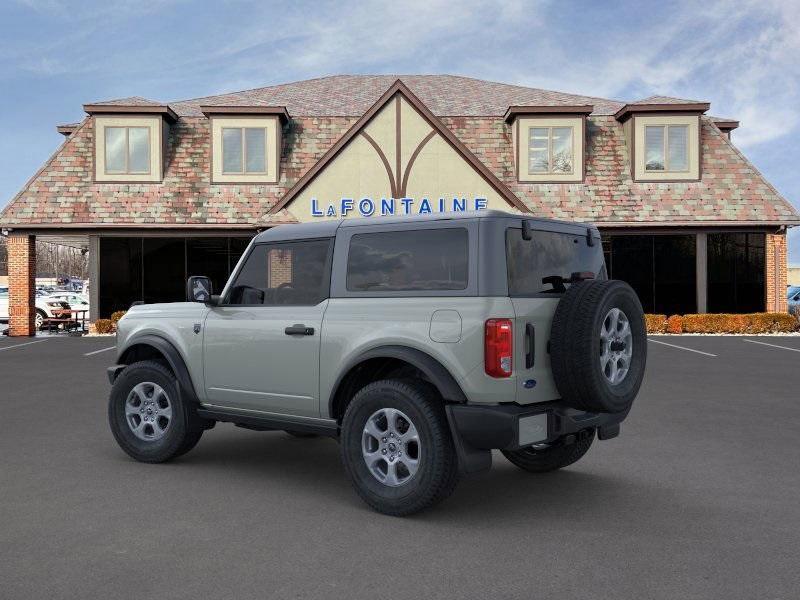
[550,280,646,413]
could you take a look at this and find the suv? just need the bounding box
[108,211,646,515]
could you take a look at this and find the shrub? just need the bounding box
[665,315,683,334]
[94,319,114,334]
[644,314,667,334]
[110,310,127,324]
[668,312,798,334]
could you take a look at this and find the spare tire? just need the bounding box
[550,280,646,413]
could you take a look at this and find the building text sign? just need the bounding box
[310,196,488,218]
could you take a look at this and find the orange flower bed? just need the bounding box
[645,312,798,334]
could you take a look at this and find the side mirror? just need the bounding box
[187,276,213,303]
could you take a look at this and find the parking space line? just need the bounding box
[0,340,49,352]
[84,346,116,356]
[742,339,800,353]
[647,338,717,357]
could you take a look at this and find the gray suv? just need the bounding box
[108,211,646,515]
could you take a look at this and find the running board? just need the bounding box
[196,407,339,438]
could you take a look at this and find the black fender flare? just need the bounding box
[327,345,467,418]
[117,334,200,405]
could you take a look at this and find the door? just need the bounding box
[203,238,333,417]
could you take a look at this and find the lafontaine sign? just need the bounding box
[311,196,488,218]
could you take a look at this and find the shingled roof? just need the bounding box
[1,75,797,229]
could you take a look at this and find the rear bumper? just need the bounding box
[445,401,628,473]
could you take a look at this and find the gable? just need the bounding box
[274,82,526,223]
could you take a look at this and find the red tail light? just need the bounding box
[485,319,513,378]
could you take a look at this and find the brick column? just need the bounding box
[8,234,36,336]
[765,232,788,313]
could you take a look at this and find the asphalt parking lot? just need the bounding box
[2,335,799,599]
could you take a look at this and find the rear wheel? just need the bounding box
[340,379,458,516]
[502,429,595,473]
[108,360,204,463]
[35,309,46,330]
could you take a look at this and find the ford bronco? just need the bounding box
[108,211,646,515]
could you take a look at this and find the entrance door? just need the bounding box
[202,238,333,418]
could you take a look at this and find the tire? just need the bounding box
[340,379,459,516]
[108,360,204,463]
[35,309,46,330]
[502,429,595,473]
[550,280,647,413]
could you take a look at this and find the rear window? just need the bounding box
[506,228,604,295]
[347,228,468,292]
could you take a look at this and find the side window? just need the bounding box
[346,228,468,292]
[227,239,332,306]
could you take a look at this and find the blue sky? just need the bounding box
[1,0,798,260]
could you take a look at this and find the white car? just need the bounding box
[0,287,72,328]
[46,292,90,314]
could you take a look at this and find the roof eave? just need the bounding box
[614,102,711,122]
[199,105,291,123]
[503,104,594,123]
[83,104,179,122]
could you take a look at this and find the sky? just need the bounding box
[1,0,798,261]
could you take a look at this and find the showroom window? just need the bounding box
[104,126,151,174]
[222,127,267,174]
[707,233,765,313]
[603,234,696,315]
[528,126,573,174]
[644,125,688,172]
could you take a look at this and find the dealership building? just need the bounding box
[1,74,798,335]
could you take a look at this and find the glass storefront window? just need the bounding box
[707,233,765,313]
[604,234,696,314]
[98,236,253,317]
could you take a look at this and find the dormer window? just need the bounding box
[84,101,175,183]
[505,106,591,184]
[201,106,289,184]
[644,124,688,172]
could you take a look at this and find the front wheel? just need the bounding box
[340,379,459,516]
[502,429,595,473]
[108,360,204,463]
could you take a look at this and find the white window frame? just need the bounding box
[632,114,700,182]
[516,116,584,183]
[94,115,163,183]
[104,126,152,175]
[644,124,689,173]
[221,127,268,175]
[210,116,279,184]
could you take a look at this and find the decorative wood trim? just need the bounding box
[614,102,709,122]
[504,104,593,123]
[360,131,398,199]
[399,131,436,197]
[271,79,528,215]
[83,104,178,122]
[200,105,290,123]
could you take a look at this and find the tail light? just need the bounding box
[485,318,513,378]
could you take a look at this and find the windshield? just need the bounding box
[506,227,605,296]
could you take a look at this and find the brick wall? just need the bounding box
[268,248,293,287]
[8,234,36,336]
[765,232,788,313]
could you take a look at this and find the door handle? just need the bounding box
[285,324,314,336]
[525,323,535,369]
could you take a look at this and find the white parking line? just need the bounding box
[0,340,49,352]
[84,346,116,356]
[742,339,800,353]
[647,338,717,357]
